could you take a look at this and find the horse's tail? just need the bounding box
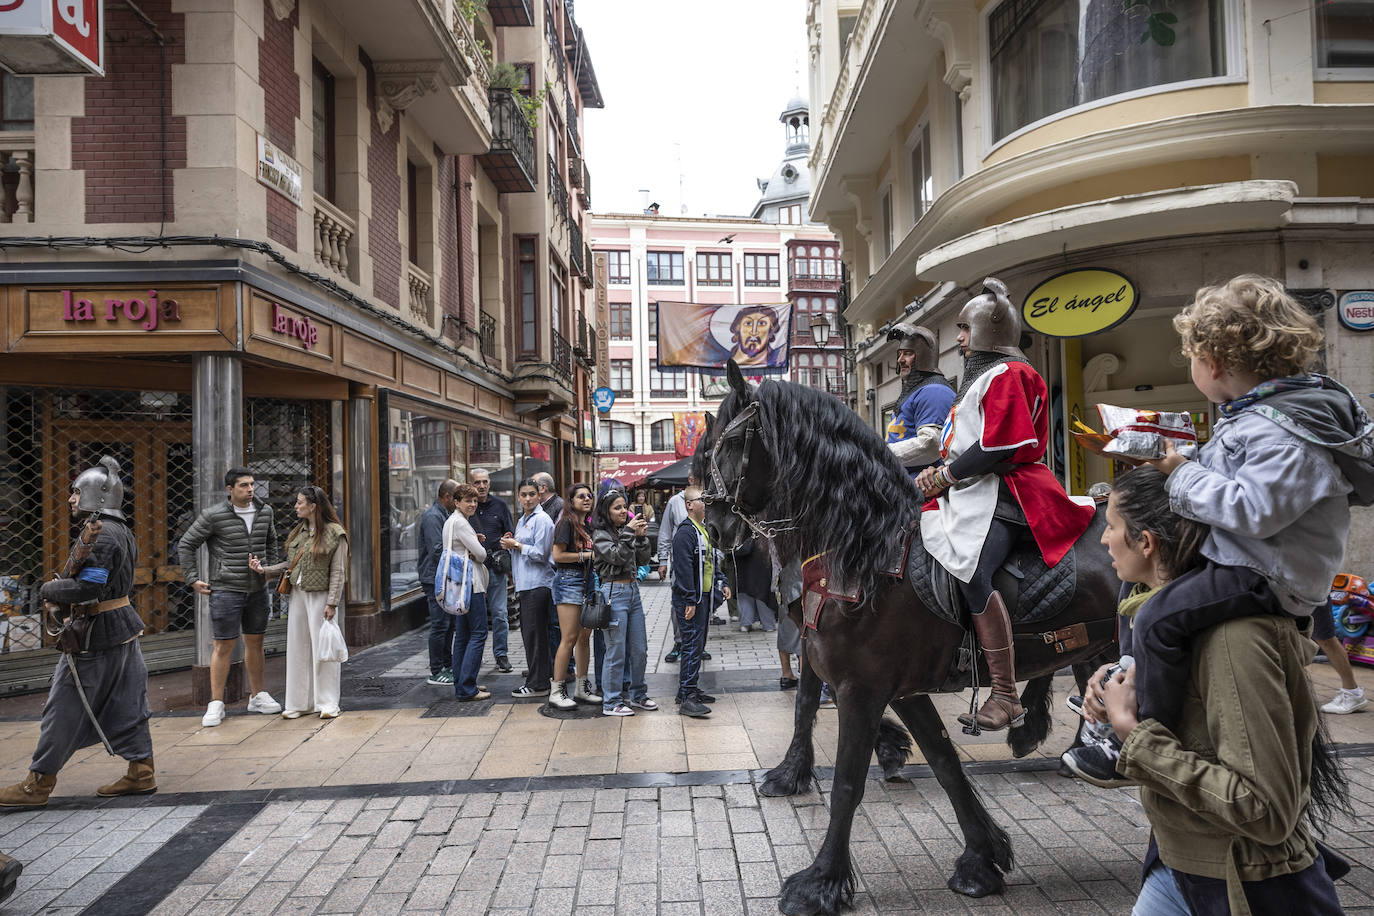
[1308,713,1353,833]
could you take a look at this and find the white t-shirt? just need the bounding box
[233,503,256,534]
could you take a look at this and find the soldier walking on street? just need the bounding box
[0,457,157,807]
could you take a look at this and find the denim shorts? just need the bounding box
[209,589,270,640]
[551,568,588,606]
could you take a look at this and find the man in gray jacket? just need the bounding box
[655,475,695,663]
[178,467,281,727]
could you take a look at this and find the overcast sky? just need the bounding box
[576,0,809,219]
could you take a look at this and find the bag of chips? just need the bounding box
[1094,405,1199,460]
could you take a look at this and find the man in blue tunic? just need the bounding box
[884,321,955,474]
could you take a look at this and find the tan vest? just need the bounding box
[286,523,346,592]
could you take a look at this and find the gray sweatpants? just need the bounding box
[31,642,152,773]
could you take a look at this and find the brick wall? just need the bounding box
[363,51,401,309]
[71,0,186,224]
[438,152,459,330]
[259,1,299,251]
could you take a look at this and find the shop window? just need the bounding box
[650,418,675,452]
[610,301,632,340]
[312,59,336,202]
[522,439,553,493]
[989,0,1227,142]
[601,419,635,452]
[744,253,780,287]
[606,250,631,284]
[470,427,516,516]
[1317,1,1374,71]
[646,251,684,285]
[696,252,731,287]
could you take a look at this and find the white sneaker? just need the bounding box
[1322,691,1368,715]
[247,692,282,714]
[201,700,225,727]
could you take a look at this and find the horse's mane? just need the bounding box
[735,379,925,598]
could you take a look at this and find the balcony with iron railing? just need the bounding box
[479,310,496,359]
[547,154,570,226]
[575,314,592,363]
[478,89,537,193]
[551,329,573,379]
[570,220,585,277]
[583,243,593,283]
[487,0,533,26]
[565,89,580,154]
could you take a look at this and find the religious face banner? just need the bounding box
[673,412,708,458]
[656,301,793,374]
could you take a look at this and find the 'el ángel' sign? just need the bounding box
[1021,269,1138,338]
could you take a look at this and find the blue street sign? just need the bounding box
[593,386,616,413]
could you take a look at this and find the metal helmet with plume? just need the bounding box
[71,455,126,520]
[957,277,1023,358]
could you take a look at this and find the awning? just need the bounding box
[596,452,677,490]
[643,457,692,489]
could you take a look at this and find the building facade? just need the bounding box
[0,0,601,697]
[588,99,842,490]
[806,0,1374,567]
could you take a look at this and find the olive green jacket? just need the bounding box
[262,523,348,607]
[1118,616,1321,916]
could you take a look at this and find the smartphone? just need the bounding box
[633,504,645,517]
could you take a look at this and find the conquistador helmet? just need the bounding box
[957,277,1023,358]
[72,455,126,520]
[886,320,939,373]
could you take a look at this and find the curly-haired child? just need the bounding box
[1133,274,1374,732]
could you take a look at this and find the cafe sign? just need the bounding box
[1021,269,1138,338]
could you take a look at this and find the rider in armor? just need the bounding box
[917,279,1096,731]
[0,456,155,807]
[885,321,956,475]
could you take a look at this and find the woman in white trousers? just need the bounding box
[251,486,348,719]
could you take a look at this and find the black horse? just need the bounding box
[692,363,1121,916]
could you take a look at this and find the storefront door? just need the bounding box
[46,423,194,636]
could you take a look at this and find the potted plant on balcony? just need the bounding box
[489,64,545,133]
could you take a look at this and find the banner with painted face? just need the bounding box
[656,301,793,375]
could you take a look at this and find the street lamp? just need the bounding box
[809,312,833,346]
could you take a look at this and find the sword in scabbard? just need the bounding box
[62,649,116,757]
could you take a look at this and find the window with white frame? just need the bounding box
[605,250,631,284]
[650,419,675,452]
[649,359,688,397]
[696,251,732,286]
[910,121,933,221]
[646,251,684,285]
[610,359,633,396]
[988,0,1229,142]
[1316,2,1374,71]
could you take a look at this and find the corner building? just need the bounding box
[805,0,1374,568]
[0,0,601,698]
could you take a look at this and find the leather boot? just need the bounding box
[0,771,56,807]
[97,758,156,797]
[957,592,1024,732]
[0,850,21,905]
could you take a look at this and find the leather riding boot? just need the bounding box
[0,771,56,807]
[97,758,156,797]
[0,850,21,905]
[958,592,1024,732]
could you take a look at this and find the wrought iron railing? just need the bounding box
[479,310,496,359]
[487,89,536,187]
[547,154,569,225]
[570,220,584,276]
[551,329,573,379]
[565,90,579,153]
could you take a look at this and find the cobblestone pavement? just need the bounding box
[3,579,1374,913]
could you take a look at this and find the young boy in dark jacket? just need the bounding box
[671,486,729,717]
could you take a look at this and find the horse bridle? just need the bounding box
[700,400,796,591]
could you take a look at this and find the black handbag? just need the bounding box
[579,560,611,629]
[486,546,512,577]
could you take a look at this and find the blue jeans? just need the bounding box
[451,592,488,699]
[1133,864,1191,916]
[427,594,455,675]
[599,581,647,710]
[486,571,509,660]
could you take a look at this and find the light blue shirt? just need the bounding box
[511,505,555,592]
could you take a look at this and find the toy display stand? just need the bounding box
[1331,573,1374,666]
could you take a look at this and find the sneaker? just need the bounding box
[427,669,454,686]
[1322,690,1368,715]
[740,626,750,633]
[678,698,711,718]
[701,651,712,660]
[779,677,799,690]
[630,697,659,711]
[457,690,491,702]
[575,678,602,703]
[1066,694,1087,718]
[495,655,513,673]
[818,686,836,709]
[664,645,681,663]
[511,684,549,698]
[692,690,717,703]
[602,703,635,717]
[1061,742,1135,788]
[201,700,225,727]
[281,710,305,719]
[247,692,282,715]
[319,708,341,719]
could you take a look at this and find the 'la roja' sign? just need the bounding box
[1021,269,1138,338]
